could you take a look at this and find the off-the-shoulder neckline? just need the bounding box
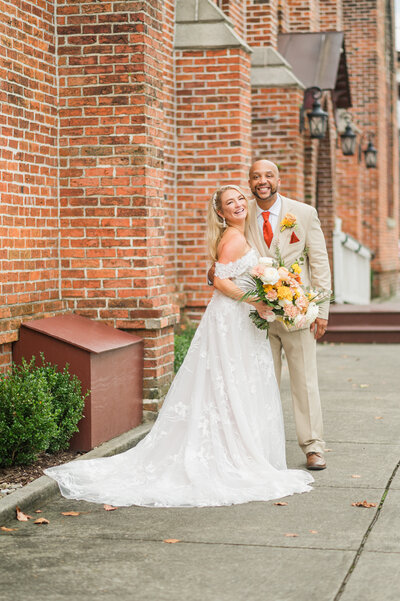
[216,247,256,268]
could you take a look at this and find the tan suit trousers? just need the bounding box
[268,320,325,455]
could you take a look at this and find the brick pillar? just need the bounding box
[174,1,252,318]
[287,0,320,31]
[343,0,399,297]
[251,86,305,200]
[247,0,279,47]
[316,96,337,274]
[0,0,64,366]
[57,0,178,408]
[221,0,248,39]
[319,0,343,30]
[303,138,319,206]
[175,47,252,318]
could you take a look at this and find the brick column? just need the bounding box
[57,0,178,408]
[0,0,64,369]
[174,0,252,318]
[247,0,279,47]
[319,0,343,30]
[315,96,337,274]
[221,0,248,39]
[343,0,399,297]
[252,86,305,200]
[287,0,320,31]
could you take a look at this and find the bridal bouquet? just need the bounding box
[241,251,331,336]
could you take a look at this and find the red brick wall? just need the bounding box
[315,95,337,273]
[319,0,343,30]
[57,0,178,406]
[221,0,247,39]
[287,0,320,31]
[251,86,305,201]
[247,0,279,47]
[175,48,252,318]
[0,0,64,364]
[342,0,399,296]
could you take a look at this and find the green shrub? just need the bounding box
[37,356,87,453]
[174,324,197,373]
[0,358,57,467]
[0,356,87,467]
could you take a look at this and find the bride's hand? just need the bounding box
[252,301,274,320]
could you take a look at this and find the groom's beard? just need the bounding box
[253,184,278,203]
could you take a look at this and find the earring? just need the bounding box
[223,217,226,228]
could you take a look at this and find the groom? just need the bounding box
[246,159,331,470]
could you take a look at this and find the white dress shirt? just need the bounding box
[256,194,282,238]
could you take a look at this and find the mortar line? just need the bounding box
[333,457,400,601]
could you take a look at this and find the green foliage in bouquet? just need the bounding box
[0,356,87,467]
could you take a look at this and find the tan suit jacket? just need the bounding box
[245,195,331,320]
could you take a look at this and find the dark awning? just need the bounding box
[277,32,352,109]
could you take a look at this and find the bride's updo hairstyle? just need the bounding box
[207,184,248,262]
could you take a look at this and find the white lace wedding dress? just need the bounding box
[45,249,313,507]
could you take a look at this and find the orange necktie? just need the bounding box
[262,211,273,248]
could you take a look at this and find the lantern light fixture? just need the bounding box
[299,87,329,140]
[358,133,378,169]
[340,113,357,156]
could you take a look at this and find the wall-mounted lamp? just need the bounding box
[299,87,329,139]
[340,113,357,156]
[358,133,377,169]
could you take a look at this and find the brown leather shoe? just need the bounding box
[306,452,326,470]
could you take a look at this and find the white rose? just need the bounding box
[260,267,279,285]
[305,302,319,324]
[294,314,307,329]
[266,313,276,323]
[259,257,274,267]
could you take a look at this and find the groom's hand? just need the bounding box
[310,317,328,340]
[207,263,216,285]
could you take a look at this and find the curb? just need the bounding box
[0,422,153,525]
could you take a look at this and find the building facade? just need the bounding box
[0,0,399,409]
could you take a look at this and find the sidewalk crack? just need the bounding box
[333,457,400,601]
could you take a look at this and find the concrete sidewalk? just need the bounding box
[1,343,399,601]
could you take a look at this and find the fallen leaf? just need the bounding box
[34,510,42,513]
[16,506,32,522]
[34,518,49,525]
[103,505,117,512]
[1,526,18,532]
[61,511,81,517]
[351,500,377,508]
[274,501,288,506]
[359,384,369,388]
[351,474,361,479]
[163,539,181,544]
[374,416,383,420]
[284,533,298,537]
[309,530,318,534]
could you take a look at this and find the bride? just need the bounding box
[45,185,313,507]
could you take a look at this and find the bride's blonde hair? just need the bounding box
[207,184,248,262]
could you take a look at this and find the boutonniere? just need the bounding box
[280,212,297,232]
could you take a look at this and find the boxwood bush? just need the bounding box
[0,356,87,467]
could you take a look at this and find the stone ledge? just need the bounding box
[251,46,304,88]
[175,0,251,54]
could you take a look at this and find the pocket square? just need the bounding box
[290,231,300,244]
